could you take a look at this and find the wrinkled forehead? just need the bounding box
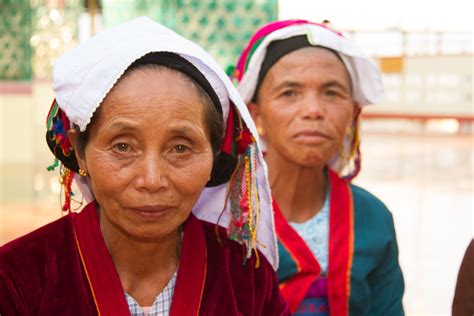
[107,63,209,105]
[271,45,348,75]
[259,45,353,95]
[85,67,211,129]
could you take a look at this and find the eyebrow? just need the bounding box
[271,79,351,94]
[272,80,304,92]
[322,80,351,93]
[105,120,139,133]
[168,125,197,137]
[109,123,200,137]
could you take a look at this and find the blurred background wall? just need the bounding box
[0,0,472,315]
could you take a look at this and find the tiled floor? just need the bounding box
[354,131,473,315]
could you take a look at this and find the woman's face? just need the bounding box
[72,68,214,241]
[250,47,356,168]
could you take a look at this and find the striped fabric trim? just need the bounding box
[169,214,207,316]
[346,190,355,302]
[274,170,354,316]
[73,228,101,315]
[274,200,321,313]
[72,203,131,315]
[327,170,354,316]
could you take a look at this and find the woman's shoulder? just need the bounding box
[350,184,388,209]
[1,214,74,269]
[0,213,96,314]
[349,184,395,227]
[198,219,276,274]
[350,184,390,213]
[197,219,288,314]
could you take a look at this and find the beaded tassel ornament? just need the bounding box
[218,104,261,267]
[45,99,77,213]
[343,109,362,181]
[227,143,261,266]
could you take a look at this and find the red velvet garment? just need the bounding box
[0,202,289,315]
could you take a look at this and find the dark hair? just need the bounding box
[253,35,348,102]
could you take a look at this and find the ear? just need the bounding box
[68,128,88,173]
[247,101,265,137]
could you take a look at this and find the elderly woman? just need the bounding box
[0,17,289,315]
[234,20,404,315]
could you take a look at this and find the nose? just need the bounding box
[136,152,169,193]
[301,93,325,120]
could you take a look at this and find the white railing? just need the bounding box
[366,54,473,121]
[346,30,472,57]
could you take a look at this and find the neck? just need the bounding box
[266,148,328,223]
[100,212,181,306]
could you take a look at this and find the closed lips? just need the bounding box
[130,205,174,213]
[293,130,330,139]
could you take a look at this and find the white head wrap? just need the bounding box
[237,23,384,107]
[52,17,278,270]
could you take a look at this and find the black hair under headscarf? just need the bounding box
[252,35,344,101]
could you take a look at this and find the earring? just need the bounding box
[257,126,265,137]
[78,169,88,177]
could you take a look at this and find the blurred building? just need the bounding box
[351,30,473,132]
[0,0,277,205]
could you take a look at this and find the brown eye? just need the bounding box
[282,90,297,97]
[326,90,336,96]
[174,144,190,154]
[115,143,130,152]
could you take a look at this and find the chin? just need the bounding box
[292,152,329,168]
[297,160,326,169]
[127,226,179,242]
[118,216,182,241]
